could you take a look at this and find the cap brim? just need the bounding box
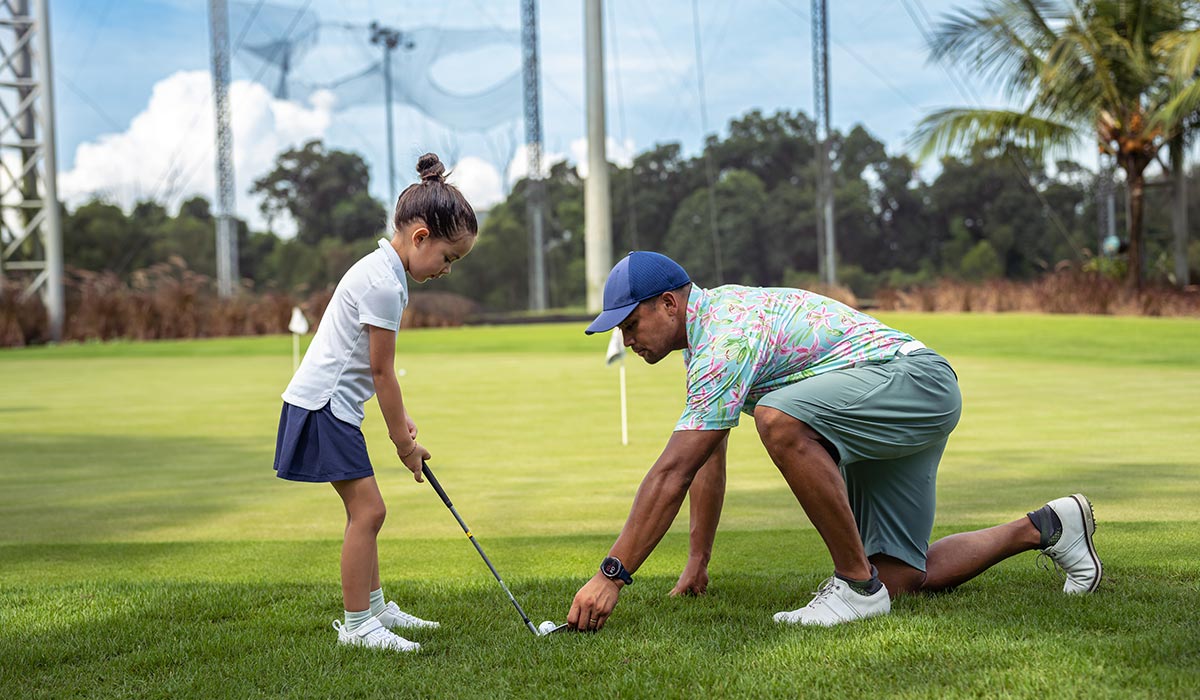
[584,301,639,335]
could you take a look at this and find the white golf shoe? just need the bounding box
[1041,493,1102,594]
[376,601,440,630]
[773,576,890,626]
[333,616,420,652]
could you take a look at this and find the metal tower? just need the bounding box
[521,0,546,310]
[0,0,63,340]
[208,0,238,297]
[370,21,406,206]
[812,0,835,285]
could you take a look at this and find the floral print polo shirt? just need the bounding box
[675,285,914,431]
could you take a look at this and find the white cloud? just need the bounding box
[448,155,505,211]
[569,136,636,179]
[58,70,332,232]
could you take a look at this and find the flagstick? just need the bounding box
[619,362,628,446]
[292,333,300,371]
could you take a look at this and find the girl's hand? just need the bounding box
[398,440,431,482]
[405,413,418,439]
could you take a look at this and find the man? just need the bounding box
[566,251,1101,631]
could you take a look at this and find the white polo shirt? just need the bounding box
[282,238,409,426]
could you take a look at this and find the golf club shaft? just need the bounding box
[422,463,540,636]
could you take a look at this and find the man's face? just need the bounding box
[617,293,685,365]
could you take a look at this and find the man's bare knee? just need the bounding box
[870,554,926,597]
[755,408,830,463]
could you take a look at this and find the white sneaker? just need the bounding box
[1041,493,1102,594]
[376,601,440,630]
[773,576,891,626]
[332,616,420,652]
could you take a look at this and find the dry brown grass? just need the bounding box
[875,270,1200,316]
[0,259,479,347]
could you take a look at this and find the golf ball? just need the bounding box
[538,620,557,635]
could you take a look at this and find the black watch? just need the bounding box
[600,556,633,585]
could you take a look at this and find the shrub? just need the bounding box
[0,260,479,347]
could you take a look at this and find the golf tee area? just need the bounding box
[1,313,1197,699]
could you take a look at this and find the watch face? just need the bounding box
[601,557,621,578]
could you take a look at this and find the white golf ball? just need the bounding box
[538,620,557,635]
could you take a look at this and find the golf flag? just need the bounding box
[288,307,309,371]
[606,327,625,365]
[606,329,629,445]
[288,307,309,335]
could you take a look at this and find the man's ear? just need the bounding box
[661,290,681,314]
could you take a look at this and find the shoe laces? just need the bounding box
[362,624,405,647]
[1036,552,1065,581]
[389,607,427,625]
[807,577,838,607]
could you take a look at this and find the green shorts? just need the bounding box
[756,349,962,571]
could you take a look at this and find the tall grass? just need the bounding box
[876,270,1200,315]
[0,259,479,347]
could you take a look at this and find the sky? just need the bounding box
[50,0,1020,234]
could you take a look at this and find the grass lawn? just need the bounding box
[1,313,1198,699]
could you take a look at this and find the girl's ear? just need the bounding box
[411,226,430,246]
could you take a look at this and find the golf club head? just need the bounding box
[536,621,569,636]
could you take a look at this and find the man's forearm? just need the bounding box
[686,438,727,565]
[608,462,695,573]
[606,430,728,573]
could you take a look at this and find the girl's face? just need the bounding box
[406,228,476,283]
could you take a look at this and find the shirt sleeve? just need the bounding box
[358,281,404,330]
[675,331,760,431]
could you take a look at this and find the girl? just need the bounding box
[273,153,477,652]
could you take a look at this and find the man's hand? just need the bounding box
[567,573,621,631]
[397,440,430,482]
[669,558,709,596]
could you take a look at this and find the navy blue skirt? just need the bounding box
[274,401,375,483]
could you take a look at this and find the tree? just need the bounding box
[64,200,138,273]
[913,0,1197,290]
[251,140,387,245]
[664,169,770,286]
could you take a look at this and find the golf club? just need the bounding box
[422,462,568,636]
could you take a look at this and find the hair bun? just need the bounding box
[416,153,446,183]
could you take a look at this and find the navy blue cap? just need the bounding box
[585,251,690,335]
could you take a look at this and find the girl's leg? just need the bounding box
[331,476,386,612]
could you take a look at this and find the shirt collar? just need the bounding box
[683,285,707,359]
[377,238,408,289]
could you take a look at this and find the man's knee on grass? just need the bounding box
[870,553,926,597]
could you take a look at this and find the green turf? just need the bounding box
[1,314,1198,698]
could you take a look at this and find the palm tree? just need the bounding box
[913,0,1199,290]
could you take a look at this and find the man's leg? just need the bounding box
[876,502,1099,596]
[756,407,891,627]
[870,519,1041,595]
[755,406,872,581]
[920,518,1041,592]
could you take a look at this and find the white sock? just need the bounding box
[344,608,372,632]
[369,588,385,617]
